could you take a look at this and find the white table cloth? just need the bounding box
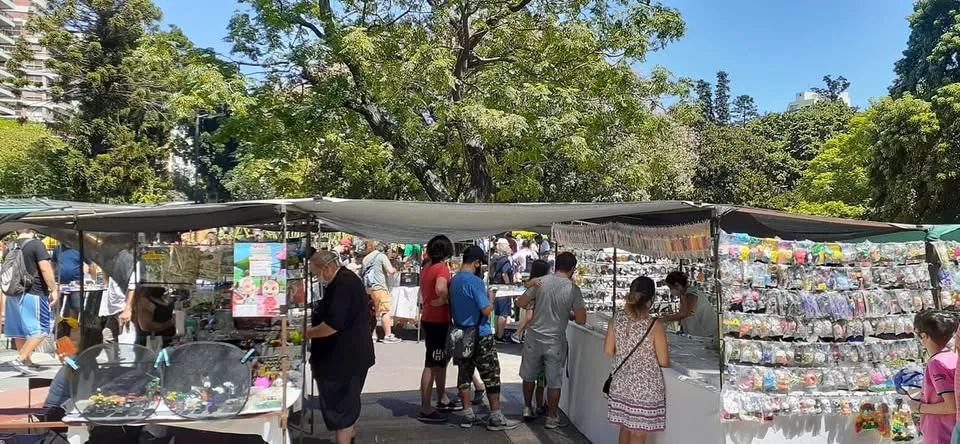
[389,286,419,320]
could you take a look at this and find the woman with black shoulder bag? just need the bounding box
[603,276,670,444]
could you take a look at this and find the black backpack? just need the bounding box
[0,240,34,296]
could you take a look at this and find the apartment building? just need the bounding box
[786,90,851,112]
[0,0,68,122]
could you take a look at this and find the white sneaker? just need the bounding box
[545,415,568,429]
[487,414,519,431]
[382,334,402,344]
[522,407,536,421]
[510,333,523,344]
[460,414,483,429]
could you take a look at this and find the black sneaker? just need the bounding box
[437,399,464,412]
[417,410,448,424]
[473,389,486,404]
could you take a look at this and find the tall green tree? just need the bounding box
[791,114,872,219]
[811,75,850,102]
[748,100,855,162]
[226,0,689,202]
[0,121,71,198]
[690,123,798,208]
[867,90,960,223]
[714,70,731,125]
[694,79,715,123]
[890,0,960,99]
[731,94,758,124]
[27,0,246,203]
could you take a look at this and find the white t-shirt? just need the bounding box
[511,248,538,272]
[100,269,137,317]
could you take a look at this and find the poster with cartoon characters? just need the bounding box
[232,243,286,317]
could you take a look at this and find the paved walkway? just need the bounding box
[0,330,590,443]
[0,340,60,411]
[292,328,590,444]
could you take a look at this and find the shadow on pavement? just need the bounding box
[291,384,591,444]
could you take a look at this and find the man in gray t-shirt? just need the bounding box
[361,240,399,343]
[516,252,586,427]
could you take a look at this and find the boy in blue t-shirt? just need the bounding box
[449,246,517,431]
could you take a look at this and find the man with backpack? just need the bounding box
[1,229,58,376]
[361,240,399,343]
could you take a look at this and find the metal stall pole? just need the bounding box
[279,206,290,444]
[76,229,85,348]
[927,235,942,310]
[612,247,618,316]
[417,241,422,344]
[710,211,723,389]
[298,216,315,442]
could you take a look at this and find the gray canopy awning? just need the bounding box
[2,197,923,244]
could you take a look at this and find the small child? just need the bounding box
[912,310,958,444]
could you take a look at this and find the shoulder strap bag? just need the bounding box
[603,317,656,395]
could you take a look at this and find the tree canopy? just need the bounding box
[224,0,692,202]
[4,0,960,227]
[15,0,247,203]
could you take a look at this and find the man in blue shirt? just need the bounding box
[449,246,517,431]
[52,245,95,318]
[51,246,89,284]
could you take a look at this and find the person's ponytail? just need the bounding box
[624,276,656,318]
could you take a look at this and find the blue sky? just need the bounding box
[154,0,915,113]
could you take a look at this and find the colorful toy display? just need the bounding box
[890,398,917,441]
[719,232,927,427]
[163,379,246,417]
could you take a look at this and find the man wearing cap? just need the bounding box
[362,240,399,343]
[449,246,518,431]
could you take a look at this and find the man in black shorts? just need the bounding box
[417,235,462,423]
[306,251,376,444]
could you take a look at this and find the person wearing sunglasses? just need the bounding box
[909,309,957,444]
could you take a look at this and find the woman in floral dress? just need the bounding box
[603,276,670,444]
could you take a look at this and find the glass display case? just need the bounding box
[160,342,252,419]
[70,344,162,424]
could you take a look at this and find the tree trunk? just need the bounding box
[458,127,492,202]
[350,99,453,202]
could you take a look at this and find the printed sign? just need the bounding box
[232,243,286,317]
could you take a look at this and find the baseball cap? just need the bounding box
[340,238,352,248]
[463,245,486,264]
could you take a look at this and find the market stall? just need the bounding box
[4,198,932,444]
[6,201,313,444]
[552,220,722,444]
[719,233,928,444]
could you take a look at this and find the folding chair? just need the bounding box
[27,378,52,415]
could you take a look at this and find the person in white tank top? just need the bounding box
[659,271,718,338]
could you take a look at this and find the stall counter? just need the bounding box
[64,388,301,444]
[561,315,722,444]
[723,412,922,444]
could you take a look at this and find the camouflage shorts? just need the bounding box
[455,335,501,393]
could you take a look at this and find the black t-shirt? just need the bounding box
[310,267,376,379]
[12,239,50,296]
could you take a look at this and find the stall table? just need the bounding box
[388,286,419,321]
[561,313,721,444]
[63,388,301,444]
